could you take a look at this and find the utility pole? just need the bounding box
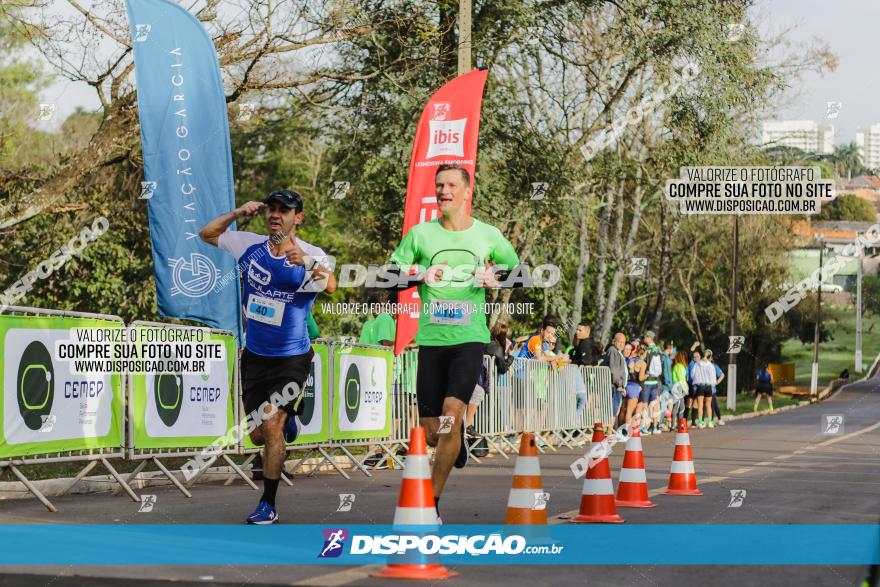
[457,0,472,75]
[856,232,863,374]
[811,236,824,397]
[727,215,740,410]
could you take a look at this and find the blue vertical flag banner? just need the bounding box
[124,0,242,340]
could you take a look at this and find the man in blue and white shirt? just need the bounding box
[200,189,336,524]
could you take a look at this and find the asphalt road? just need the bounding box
[1,376,878,587]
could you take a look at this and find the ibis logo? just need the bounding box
[426,118,467,158]
[343,363,361,423]
[154,372,183,427]
[16,341,54,431]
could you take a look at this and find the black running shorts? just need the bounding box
[416,342,485,417]
[240,347,314,419]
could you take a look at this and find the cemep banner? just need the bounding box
[125,0,242,341]
[0,315,124,459]
[332,344,393,441]
[128,325,236,450]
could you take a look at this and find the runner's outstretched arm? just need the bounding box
[199,201,264,246]
[380,264,428,290]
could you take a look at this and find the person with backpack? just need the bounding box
[755,363,774,412]
[656,341,675,431]
[638,330,664,435]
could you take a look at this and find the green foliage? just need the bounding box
[818,193,877,222]
[0,0,833,364]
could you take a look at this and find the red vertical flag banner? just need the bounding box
[394,70,490,355]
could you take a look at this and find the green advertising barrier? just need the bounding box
[0,315,124,458]
[332,344,393,441]
[129,325,236,450]
[241,343,330,448]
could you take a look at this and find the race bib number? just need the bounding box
[245,294,284,326]
[428,301,472,326]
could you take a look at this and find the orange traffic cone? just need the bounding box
[664,418,702,496]
[572,423,624,523]
[615,425,656,508]
[372,427,457,580]
[505,433,548,524]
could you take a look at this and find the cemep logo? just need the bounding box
[154,373,183,427]
[344,363,361,423]
[17,341,54,431]
[318,528,348,558]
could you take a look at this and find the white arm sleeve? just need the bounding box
[218,231,267,261]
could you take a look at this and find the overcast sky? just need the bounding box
[34,0,879,144]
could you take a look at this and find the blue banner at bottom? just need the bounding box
[1,525,877,565]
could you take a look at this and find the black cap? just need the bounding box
[263,189,303,212]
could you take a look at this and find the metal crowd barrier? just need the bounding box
[469,357,613,459]
[0,305,613,509]
[0,305,136,511]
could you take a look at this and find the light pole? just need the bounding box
[727,215,740,410]
[810,235,825,397]
[855,232,863,375]
[457,0,472,75]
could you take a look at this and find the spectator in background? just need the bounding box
[605,332,628,434]
[515,316,569,436]
[706,350,725,427]
[471,322,514,436]
[690,350,716,429]
[656,341,675,431]
[569,322,601,424]
[359,291,395,347]
[569,322,603,366]
[754,363,775,413]
[486,321,515,433]
[686,341,701,424]
[624,343,646,427]
[639,331,664,435]
[670,351,689,427]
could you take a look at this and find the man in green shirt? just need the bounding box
[388,163,520,521]
[359,292,396,346]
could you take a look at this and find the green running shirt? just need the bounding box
[389,218,519,346]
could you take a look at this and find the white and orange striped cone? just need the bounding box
[615,423,656,507]
[664,418,703,496]
[505,433,548,524]
[572,423,624,523]
[372,427,457,580]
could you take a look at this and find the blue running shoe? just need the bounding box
[283,415,299,444]
[246,501,278,525]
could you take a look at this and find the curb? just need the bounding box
[717,400,812,424]
[0,455,355,501]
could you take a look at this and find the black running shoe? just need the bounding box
[454,423,469,469]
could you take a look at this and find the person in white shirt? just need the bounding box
[690,353,717,429]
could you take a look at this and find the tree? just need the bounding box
[826,142,871,179]
[818,193,877,222]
